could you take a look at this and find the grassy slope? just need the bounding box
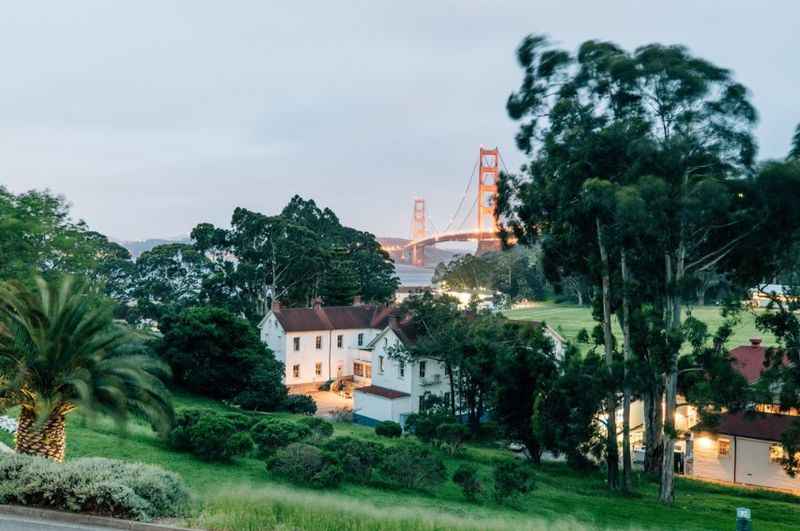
[52,391,799,531]
[504,302,775,350]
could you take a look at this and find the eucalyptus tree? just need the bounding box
[0,276,172,462]
[502,34,759,502]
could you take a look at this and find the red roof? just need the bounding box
[730,339,786,384]
[353,385,410,399]
[272,304,394,332]
[692,411,799,442]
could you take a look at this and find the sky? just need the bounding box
[0,1,798,241]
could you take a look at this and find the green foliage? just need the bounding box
[267,443,343,488]
[452,464,482,502]
[280,394,317,415]
[0,453,190,521]
[250,417,312,457]
[167,409,253,461]
[404,410,454,444]
[376,442,446,489]
[435,422,469,456]
[0,276,173,454]
[374,420,402,438]
[296,416,334,440]
[493,460,535,504]
[157,306,286,409]
[320,246,361,306]
[321,436,386,483]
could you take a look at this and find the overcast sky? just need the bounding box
[1,1,798,241]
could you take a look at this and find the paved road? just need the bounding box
[0,514,115,530]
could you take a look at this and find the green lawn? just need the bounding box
[17,390,790,531]
[504,301,775,350]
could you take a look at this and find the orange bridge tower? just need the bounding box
[476,147,502,255]
[410,197,427,266]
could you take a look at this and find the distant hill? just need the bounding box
[114,236,191,258]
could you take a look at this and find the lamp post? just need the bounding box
[736,507,752,531]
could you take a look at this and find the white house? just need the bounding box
[258,299,394,392]
[353,316,450,426]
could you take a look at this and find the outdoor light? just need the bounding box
[698,437,714,450]
[736,507,752,531]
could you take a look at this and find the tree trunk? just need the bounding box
[15,407,68,463]
[659,248,684,504]
[620,250,633,492]
[643,381,664,475]
[596,218,619,490]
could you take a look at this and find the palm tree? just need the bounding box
[0,276,172,462]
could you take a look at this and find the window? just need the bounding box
[315,336,322,349]
[358,333,364,346]
[379,356,384,373]
[293,337,300,351]
[354,362,364,377]
[315,362,322,377]
[383,338,388,348]
[365,364,372,378]
[337,335,343,348]
[419,395,426,412]
[399,360,405,378]
[770,444,785,464]
[419,361,426,378]
[718,438,731,457]
[292,364,300,378]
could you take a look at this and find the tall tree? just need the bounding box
[0,276,172,462]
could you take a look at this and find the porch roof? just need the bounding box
[353,385,410,399]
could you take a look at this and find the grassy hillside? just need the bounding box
[505,302,775,350]
[18,391,791,531]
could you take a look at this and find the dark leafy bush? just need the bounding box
[493,460,535,503]
[436,422,469,455]
[374,420,402,438]
[477,421,499,442]
[267,443,343,488]
[188,415,249,461]
[167,409,253,461]
[221,411,260,432]
[281,394,317,415]
[0,454,190,521]
[403,411,454,444]
[322,436,386,482]
[376,442,446,489]
[297,416,334,440]
[250,417,311,456]
[452,464,482,502]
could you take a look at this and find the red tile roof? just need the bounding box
[272,304,394,332]
[692,411,799,442]
[353,385,410,399]
[729,339,787,384]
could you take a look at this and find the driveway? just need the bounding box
[306,391,352,418]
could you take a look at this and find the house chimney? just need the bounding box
[353,295,363,306]
[750,337,763,347]
[312,297,323,311]
[271,299,281,312]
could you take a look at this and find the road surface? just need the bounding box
[0,514,116,530]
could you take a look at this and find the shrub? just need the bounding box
[0,454,190,521]
[168,409,253,461]
[403,411,453,445]
[493,460,535,503]
[221,411,260,432]
[267,443,343,488]
[322,436,386,482]
[329,407,353,423]
[477,421,499,442]
[251,417,311,457]
[374,420,402,438]
[376,442,446,489]
[281,395,317,415]
[297,416,334,440]
[435,422,469,455]
[452,464,482,502]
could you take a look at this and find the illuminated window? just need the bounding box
[354,362,364,377]
[770,444,785,464]
[315,362,322,377]
[718,438,731,457]
[365,364,372,378]
[292,364,300,378]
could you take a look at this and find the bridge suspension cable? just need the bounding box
[441,159,479,234]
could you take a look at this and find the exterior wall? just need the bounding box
[352,392,412,424]
[283,331,332,387]
[260,313,287,367]
[691,435,800,492]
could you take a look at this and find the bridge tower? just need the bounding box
[410,197,426,266]
[476,147,502,255]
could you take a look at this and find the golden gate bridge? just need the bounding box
[381,147,507,267]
